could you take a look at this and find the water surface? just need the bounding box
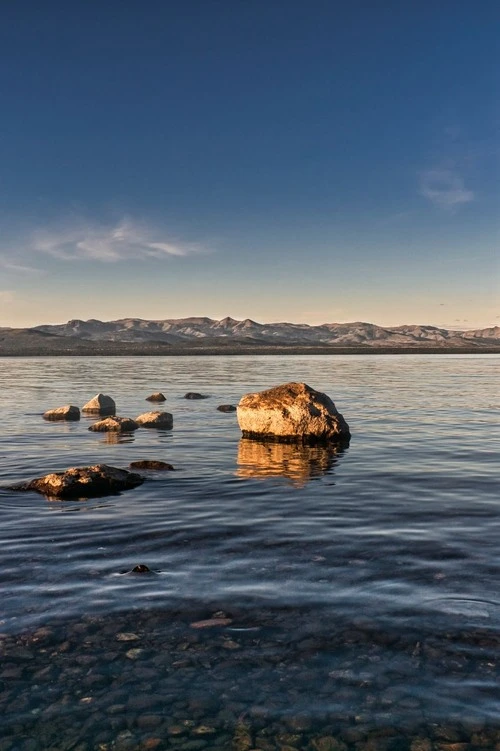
[0,355,498,750]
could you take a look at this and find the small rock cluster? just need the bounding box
[15,383,350,499]
[42,392,175,434]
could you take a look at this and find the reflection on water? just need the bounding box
[236,438,344,486]
[98,431,136,444]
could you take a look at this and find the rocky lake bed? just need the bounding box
[2,603,500,751]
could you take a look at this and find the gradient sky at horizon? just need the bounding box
[0,1,498,330]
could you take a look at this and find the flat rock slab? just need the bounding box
[129,460,175,471]
[237,382,350,443]
[88,416,138,432]
[135,411,173,429]
[82,393,116,415]
[145,392,166,402]
[8,464,144,499]
[43,405,80,421]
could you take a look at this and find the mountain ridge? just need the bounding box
[1,317,499,356]
[29,317,500,346]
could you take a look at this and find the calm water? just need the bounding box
[0,355,498,750]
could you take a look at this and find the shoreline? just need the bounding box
[1,345,499,357]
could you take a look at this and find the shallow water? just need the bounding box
[0,354,498,750]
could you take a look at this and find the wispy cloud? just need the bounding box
[0,256,43,275]
[419,167,474,210]
[31,218,204,263]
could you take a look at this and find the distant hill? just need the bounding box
[0,317,499,356]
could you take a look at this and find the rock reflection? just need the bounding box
[99,432,136,444]
[237,438,344,486]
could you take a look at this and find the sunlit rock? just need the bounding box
[88,416,138,432]
[8,464,143,499]
[43,405,80,421]
[135,411,173,429]
[81,393,116,415]
[145,392,166,402]
[237,382,350,443]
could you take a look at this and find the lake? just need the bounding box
[0,354,498,751]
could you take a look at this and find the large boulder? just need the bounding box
[43,405,80,421]
[135,411,173,429]
[82,393,116,415]
[8,464,143,499]
[88,416,138,432]
[237,382,350,443]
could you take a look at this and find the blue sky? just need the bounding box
[0,1,498,329]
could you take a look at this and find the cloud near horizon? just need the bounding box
[31,218,204,263]
[0,256,43,275]
[419,167,474,210]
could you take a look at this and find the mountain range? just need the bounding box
[1,317,499,355]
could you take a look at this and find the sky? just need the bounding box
[0,1,498,330]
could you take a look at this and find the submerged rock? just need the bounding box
[88,416,138,432]
[237,382,350,443]
[184,392,209,400]
[129,460,175,471]
[135,411,173,429]
[8,464,143,499]
[190,617,233,629]
[43,405,80,421]
[131,564,152,574]
[145,392,166,402]
[217,404,237,412]
[82,393,116,415]
[232,720,253,751]
[310,737,348,751]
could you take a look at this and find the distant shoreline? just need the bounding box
[1,345,499,357]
